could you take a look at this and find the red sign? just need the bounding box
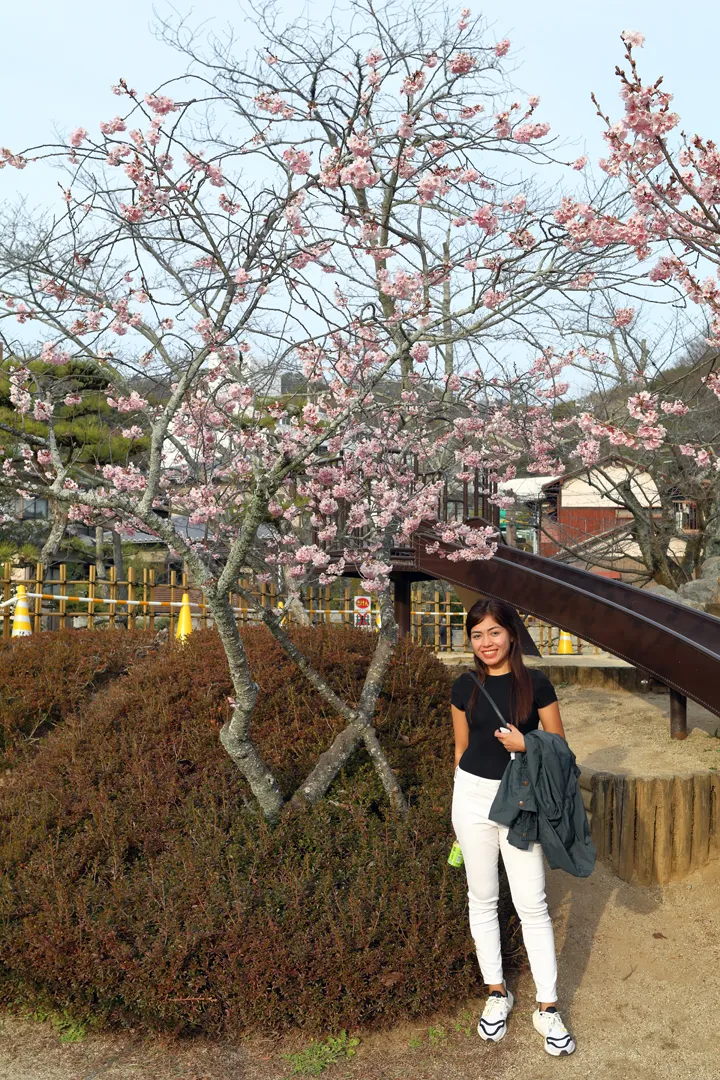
[354,595,371,612]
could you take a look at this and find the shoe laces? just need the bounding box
[483,994,508,1020]
[542,1010,568,1036]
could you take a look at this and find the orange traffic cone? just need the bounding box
[175,592,193,643]
[11,583,32,637]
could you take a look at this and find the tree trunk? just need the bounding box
[704,485,720,559]
[95,526,109,600]
[442,233,454,382]
[286,589,408,816]
[39,499,67,571]
[209,590,285,823]
[505,504,517,547]
[282,566,310,625]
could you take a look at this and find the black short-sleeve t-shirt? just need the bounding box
[451,668,558,780]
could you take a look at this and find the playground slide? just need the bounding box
[413,527,720,717]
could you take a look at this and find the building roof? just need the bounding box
[498,476,559,502]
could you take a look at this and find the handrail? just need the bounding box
[412,525,720,719]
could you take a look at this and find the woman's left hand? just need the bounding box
[494,723,526,753]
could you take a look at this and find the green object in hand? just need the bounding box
[448,840,464,868]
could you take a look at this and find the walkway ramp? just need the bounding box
[413,527,720,717]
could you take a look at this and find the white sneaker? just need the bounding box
[532,1007,576,1056]
[477,988,514,1042]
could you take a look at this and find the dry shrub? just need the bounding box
[0,627,524,1036]
[0,629,156,763]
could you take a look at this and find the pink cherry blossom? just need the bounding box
[514,122,551,143]
[612,307,636,328]
[31,400,53,423]
[494,39,511,57]
[145,93,178,115]
[99,117,126,135]
[283,147,312,174]
[483,289,507,309]
[621,30,645,48]
[401,71,426,96]
[449,53,477,76]
[471,205,499,235]
[416,173,449,203]
[107,391,149,413]
[339,158,379,189]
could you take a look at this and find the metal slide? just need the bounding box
[412,527,720,718]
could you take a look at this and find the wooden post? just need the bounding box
[1,562,10,639]
[434,588,440,649]
[127,566,136,630]
[87,564,96,630]
[109,565,117,629]
[148,569,156,632]
[142,567,148,629]
[344,583,351,625]
[394,577,411,639]
[169,570,177,637]
[59,562,67,632]
[2,561,10,639]
[670,688,687,740]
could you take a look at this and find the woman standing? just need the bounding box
[451,598,575,1056]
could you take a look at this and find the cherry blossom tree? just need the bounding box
[0,1,637,821]
[487,30,720,581]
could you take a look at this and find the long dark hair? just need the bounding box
[465,598,534,727]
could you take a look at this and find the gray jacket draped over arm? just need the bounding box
[488,730,596,878]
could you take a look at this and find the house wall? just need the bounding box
[540,507,621,558]
[559,468,659,509]
[539,467,660,559]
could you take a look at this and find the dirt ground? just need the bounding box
[2,685,719,1080]
[558,682,720,776]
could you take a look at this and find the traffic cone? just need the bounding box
[11,583,32,637]
[557,630,574,655]
[175,592,193,643]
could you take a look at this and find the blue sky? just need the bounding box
[1,0,716,208]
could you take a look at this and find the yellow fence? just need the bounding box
[0,565,597,656]
[0,563,280,639]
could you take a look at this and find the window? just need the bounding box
[16,497,49,520]
[673,500,698,532]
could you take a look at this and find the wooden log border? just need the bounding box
[578,768,720,886]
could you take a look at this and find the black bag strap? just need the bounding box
[469,672,510,727]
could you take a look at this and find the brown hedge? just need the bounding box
[0,629,156,764]
[0,627,524,1036]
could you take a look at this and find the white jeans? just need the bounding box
[451,765,558,1003]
